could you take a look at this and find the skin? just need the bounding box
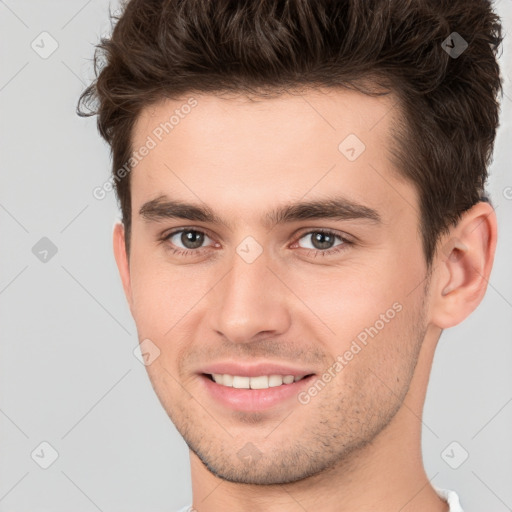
[112,88,497,511]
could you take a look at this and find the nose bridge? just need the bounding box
[227,246,270,302]
[210,241,290,343]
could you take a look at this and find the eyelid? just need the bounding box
[161,226,217,249]
[162,226,353,242]
[293,227,354,244]
[161,226,354,254]
[162,226,215,240]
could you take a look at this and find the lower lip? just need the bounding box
[199,374,315,412]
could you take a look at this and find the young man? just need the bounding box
[79,1,504,510]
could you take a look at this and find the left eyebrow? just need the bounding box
[263,196,381,229]
[138,194,382,230]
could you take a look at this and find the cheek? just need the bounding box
[330,302,424,414]
[288,264,403,338]
[129,256,213,340]
[286,254,424,374]
[128,258,177,336]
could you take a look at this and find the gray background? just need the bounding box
[0,1,511,511]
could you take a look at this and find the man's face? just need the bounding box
[118,88,433,484]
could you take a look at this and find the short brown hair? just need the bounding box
[78,0,504,265]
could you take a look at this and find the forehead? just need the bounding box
[129,88,414,225]
[132,88,398,152]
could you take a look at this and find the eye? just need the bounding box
[161,228,215,256]
[160,227,352,258]
[294,229,350,257]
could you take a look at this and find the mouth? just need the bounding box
[203,372,314,389]
[199,372,317,412]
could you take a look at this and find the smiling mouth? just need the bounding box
[203,373,315,389]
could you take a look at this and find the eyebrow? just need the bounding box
[139,194,381,230]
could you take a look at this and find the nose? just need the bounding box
[208,247,291,344]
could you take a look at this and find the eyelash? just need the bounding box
[159,227,353,259]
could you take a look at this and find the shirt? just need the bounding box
[175,486,463,511]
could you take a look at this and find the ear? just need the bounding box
[429,201,497,329]
[112,221,133,311]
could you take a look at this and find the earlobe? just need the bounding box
[430,202,497,329]
[112,221,133,309]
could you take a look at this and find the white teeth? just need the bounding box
[223,374,234,387]
[268,375,284,387]
[249,375,269,389]
[232,376,250,389]
[210,373,307,389]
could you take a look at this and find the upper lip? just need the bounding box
[199,362,316,378]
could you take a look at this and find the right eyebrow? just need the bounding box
[139,195,235,229]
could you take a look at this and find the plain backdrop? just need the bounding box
[1,1,511,511]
